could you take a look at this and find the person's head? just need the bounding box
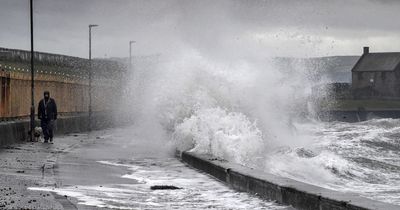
[44,91,50,100]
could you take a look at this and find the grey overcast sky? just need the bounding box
[0,0,399,58]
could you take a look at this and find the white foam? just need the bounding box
[29,158,285,209]
[119,52,400,204]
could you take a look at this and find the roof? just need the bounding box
[352,52,400,72]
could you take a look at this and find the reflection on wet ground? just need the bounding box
[29,127,288,209]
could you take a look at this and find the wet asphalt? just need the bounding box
[0,127,288,210]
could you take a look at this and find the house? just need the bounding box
[351,47,400,99]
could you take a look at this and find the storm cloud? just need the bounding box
[0,0,399,58]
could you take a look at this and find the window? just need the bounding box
[381,72,386,80]
[358,72,363,80]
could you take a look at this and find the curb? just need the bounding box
[178,151,400,210]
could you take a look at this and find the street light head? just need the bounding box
[89,24,99,28]
[130,41,136,44]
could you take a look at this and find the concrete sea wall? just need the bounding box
[0,113,114,147]
[0,67,118,118]
[0,47,126,119]
[179,151,400,210]
[319,110,400,122]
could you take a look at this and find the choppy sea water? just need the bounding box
[266,118,400,205]
[171,104,400,205]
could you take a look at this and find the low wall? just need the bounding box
[318,110,400,122]
[0,113,114,147]
[179,151,399,210]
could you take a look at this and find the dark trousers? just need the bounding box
[41,119,54,141]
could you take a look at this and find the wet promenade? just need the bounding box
[0,126,289,209]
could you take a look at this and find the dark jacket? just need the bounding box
[38,98,58,121]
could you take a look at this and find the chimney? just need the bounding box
[363,46,369,54]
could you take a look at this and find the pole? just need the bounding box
[88,24,98,131]
[30,0,35,142]
[129,41,135,71]
[88,26,92,131]
[129,41,132,71]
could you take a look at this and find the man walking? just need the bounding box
[38,91,57,143]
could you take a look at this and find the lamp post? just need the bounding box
[129,41,135,71]
[88,24,98,131]
[369,78,375,97]
[30,0,35,142]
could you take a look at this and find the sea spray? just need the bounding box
[174,107,265,168]
[123,50,318,165]
[121,47,400,204]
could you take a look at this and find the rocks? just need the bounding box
[150,185,182,190]
[295,147,317,158]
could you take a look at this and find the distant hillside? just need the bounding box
[114,54,360,83]
[273,56,360,83]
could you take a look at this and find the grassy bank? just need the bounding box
[324,99,400,111]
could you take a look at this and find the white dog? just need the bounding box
[34,126,43,142]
